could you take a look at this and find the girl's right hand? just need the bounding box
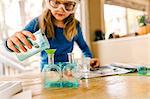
[7,31,36,53]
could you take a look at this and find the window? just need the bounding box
[104,4,145,39]
[104,4,127,39]
[127,8,145,33]
[0,0,43,39]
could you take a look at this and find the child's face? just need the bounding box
[46,0,78,21]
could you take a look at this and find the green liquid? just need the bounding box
[137,67,150,76]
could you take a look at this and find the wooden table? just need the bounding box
[0,73,150,99]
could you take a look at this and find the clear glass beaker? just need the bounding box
[81,56,91,78]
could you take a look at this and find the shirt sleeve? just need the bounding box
[75,23,93,58]
[23,17,39,33]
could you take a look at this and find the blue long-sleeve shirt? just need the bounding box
[24,17,92,70]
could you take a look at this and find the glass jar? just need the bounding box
[137,65,150,76]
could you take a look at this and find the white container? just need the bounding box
[15,29,50,61]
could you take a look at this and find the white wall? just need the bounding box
[92,34,150,65]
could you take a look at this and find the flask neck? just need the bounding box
[48,54,54,65]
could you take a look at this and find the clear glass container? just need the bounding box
[81,56,91,78]
[137,65,150,76]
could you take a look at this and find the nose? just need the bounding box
[57,4,66,12]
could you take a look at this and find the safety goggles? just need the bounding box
[47,0,80,13]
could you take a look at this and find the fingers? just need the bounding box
[15,32,32,49]
[10,35,27,52]
[7,39,20,53]
[7,31,36,53]
[22,31,36,41]
[90,58,100,68]
[89,58,100,71]
[95,59,100,67]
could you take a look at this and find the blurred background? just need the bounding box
[0,0,150,76]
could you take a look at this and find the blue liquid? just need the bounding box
[44,80,79,88]
[43,62,79,88]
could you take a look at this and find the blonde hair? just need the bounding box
[39,3,79,41]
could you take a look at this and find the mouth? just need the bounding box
[56,12,65,17]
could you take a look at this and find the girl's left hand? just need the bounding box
[90,58,100,69]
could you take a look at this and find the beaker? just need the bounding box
[81,56,91,78]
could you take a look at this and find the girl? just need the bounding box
[6,0,100,71]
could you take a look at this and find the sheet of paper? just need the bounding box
[82,65,131,79]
